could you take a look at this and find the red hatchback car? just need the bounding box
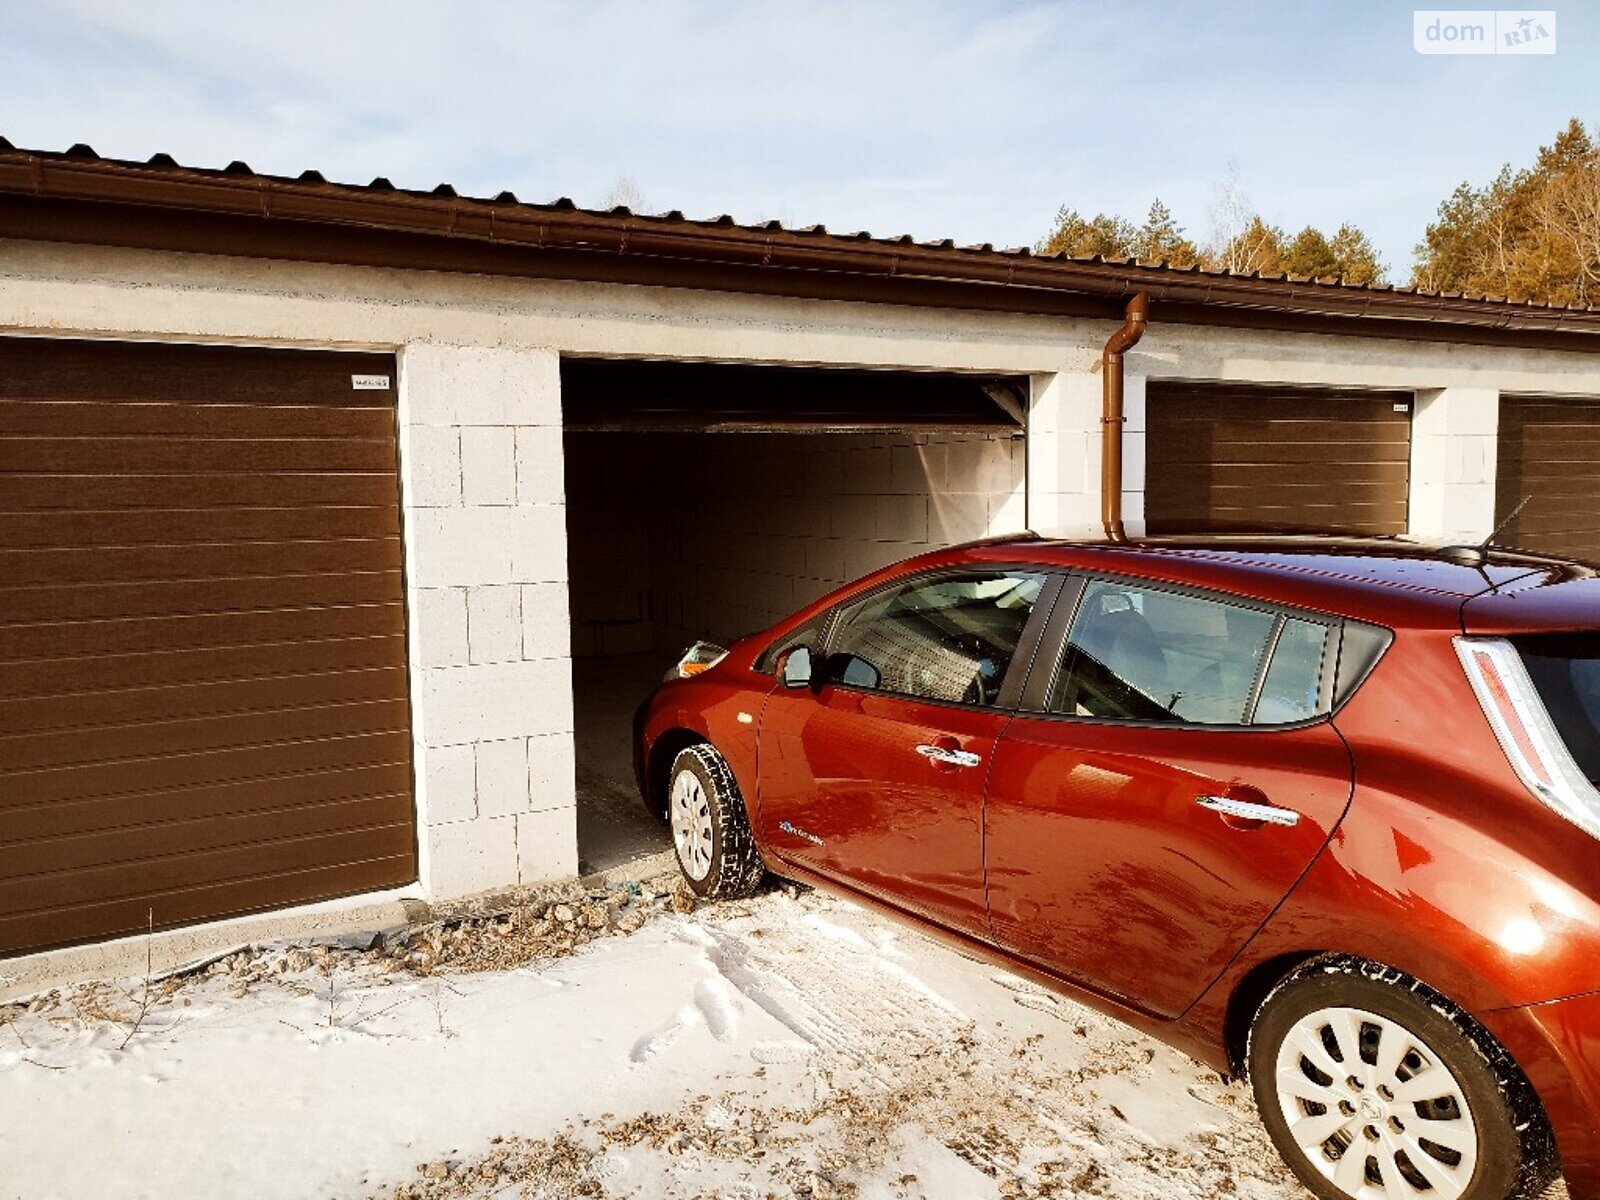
[634,534,1600,1200]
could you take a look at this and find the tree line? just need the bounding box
[1037,165,1385,286]
[1414,118,1600,306]
[1038,118,1600,304]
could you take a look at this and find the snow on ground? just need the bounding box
[0,879,1312,1199]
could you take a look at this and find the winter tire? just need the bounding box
[1248,955,1556,1200]
[667,744,764,900]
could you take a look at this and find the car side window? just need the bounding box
[1047,580,1277,725]
[827,570,1046,707]
[1254,618,1330,725]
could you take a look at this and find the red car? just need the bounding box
[635,533,1600,1200]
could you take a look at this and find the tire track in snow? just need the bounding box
[660,898,978,1108]
[627,946,743,1063]
[695,893,1269,1195]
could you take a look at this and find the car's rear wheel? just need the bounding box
[1249,957,1556,1200]
[667,744,763,900]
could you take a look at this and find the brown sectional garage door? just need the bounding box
[1496,395,1600,563]
[1145,382,1413,535]
[0,338,416,957]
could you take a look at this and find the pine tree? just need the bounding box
[1036,207,1137,259]
[1329,223,1386,286]
[1282,227,1339,279]
[1132,200,1200,267]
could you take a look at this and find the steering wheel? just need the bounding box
[962,656,1001,705]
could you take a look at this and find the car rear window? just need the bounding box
[1513,633,1600,781]
[1254,618,1329,725]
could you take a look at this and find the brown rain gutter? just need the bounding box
[1101,291,1151,541]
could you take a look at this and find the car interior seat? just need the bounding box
[1078,597,1168,699]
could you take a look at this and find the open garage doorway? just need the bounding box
[561,358,1028,873]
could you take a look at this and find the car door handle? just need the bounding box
[915,744,982,768]
[1195,795,1300,827]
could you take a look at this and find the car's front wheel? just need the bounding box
[1249,956,1556,1200]
[666,744,763,900]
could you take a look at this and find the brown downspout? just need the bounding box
[1101,291,1151,541]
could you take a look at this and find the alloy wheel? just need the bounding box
[1273,1004,1478,1198]
[669,768,715,882]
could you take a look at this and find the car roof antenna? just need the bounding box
[1438,496,1531,566]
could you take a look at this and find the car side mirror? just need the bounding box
[779,645,814,689]
[825,651,881,690]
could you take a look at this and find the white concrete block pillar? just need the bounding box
[399,342,579,901]
[1024,366,1138,537]
[1026,371,1101,534]
[1120,372,1147,538]
[1409,386,1500,542]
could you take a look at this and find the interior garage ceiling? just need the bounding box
[561,358,1027,433]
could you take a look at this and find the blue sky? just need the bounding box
[2,1,1592,277]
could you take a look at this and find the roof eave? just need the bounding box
[3,146,1599,348]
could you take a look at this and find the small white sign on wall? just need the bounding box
[351,374,392,391]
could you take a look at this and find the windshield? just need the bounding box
[1513,633,1600,782]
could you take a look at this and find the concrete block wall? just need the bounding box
[1026,371,1101,534]
[400,343,579,899]
[648,431,1027,649]
[564,433,656,657]
[668,432,1017,649]
[562,429,1026,659]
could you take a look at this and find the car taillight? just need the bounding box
[1455,637,1600,840]
[667,641,729,681]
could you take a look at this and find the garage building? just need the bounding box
[3,140,1600,964]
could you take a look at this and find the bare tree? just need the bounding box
[1222,216,1287,277]
[1533,156,1600,304]
[119,909,158,1050]
[602,175,648,213]
[1207,160,1257,274]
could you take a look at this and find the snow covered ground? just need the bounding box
[3,880,1339,1199]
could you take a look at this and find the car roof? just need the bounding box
[947,532,1580,629]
